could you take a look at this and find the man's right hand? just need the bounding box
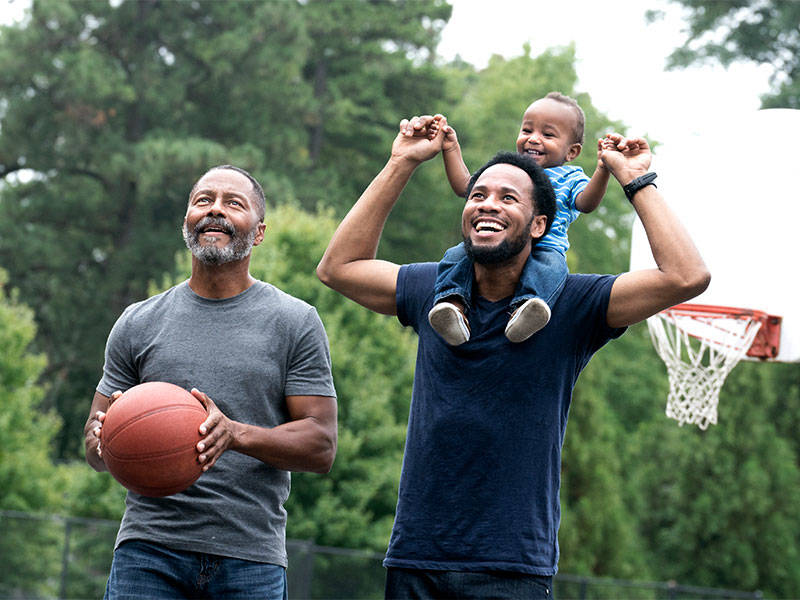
[84,390,122,471]
[392,115,444,164]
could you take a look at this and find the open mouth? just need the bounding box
[196,218,234,237]
[523,148,545,157]
[473,219,506,235]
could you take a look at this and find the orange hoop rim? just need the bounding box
[660,303,782,360]
[663,303,769,323]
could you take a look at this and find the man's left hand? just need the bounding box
[599,133,652,185]
[192,388,238,472]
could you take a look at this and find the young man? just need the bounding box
[317,117,709,599]
[85,165,337,600]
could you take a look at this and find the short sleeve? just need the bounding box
[284,308,337,398]
[396,263,438,331]
[96,308,140,396]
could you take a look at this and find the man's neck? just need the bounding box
[188,257,256,299]
[472,251,529,303]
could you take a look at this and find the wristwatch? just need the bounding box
[622,172,657,202]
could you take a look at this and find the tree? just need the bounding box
[0,270,61,597]
[0,0,451,457]
[649,1,800,107]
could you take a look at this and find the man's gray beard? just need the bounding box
[182,217,258,265]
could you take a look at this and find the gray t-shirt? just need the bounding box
[97,280,336,566]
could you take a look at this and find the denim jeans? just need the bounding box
[433,243,567,312]
[104,540,287,600]
[385,567,552,599]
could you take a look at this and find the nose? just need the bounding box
[206,195,227,216]
[474,192,501,211]
[526,131,541,145]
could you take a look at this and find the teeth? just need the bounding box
[475,221,503,232]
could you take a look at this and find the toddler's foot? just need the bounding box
[505,298,551,343]
[428,301,470,346]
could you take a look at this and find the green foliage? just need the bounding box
[652,0,800,107]
[0,269,57,511]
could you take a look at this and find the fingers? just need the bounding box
[398,115,438,138]
[108,390,123,406]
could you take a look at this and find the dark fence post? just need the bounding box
[59,518,72,600]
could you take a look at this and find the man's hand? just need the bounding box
[392,115,444,165]
[86,390,122,462]
[599,133,652,185]
[192,388,237,472]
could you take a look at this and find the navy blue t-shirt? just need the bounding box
[385,262,626,575]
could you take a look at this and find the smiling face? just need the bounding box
[515,98,582,168]
[461,163,548,265]
[182,169,266,265]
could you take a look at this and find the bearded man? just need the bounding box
[317,116,709,599]
[84,165,337,600]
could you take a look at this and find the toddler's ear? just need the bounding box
[566,142,582,162]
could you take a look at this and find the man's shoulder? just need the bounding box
[398,262,438,290]
[252,280,316,315]
[119,282,185,319]
[562,273,618,303]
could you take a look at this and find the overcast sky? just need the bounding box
[438,0,773,146]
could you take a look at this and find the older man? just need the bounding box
[85,165,337,600]
[317,117,709,599]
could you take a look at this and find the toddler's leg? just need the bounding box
[505,248,568,343]
[429,243,473,345]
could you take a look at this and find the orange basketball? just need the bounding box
[100,381,208,497]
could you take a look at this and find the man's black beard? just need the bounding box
[463,228,531,265]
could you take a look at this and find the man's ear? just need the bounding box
[252,222,267,247]
[566,142,582,162]
[529,214,547,239]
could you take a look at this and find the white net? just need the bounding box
[647,308,763,429]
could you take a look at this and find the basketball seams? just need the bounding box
[103,405,206,447]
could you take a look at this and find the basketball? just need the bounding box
[100,381,208,497]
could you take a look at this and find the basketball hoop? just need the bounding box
[647,304,782,430]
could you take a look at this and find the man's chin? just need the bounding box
[464,238,525,265]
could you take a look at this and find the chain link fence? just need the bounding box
[0,510,763,599]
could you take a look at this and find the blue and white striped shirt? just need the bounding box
[539,165,590,254]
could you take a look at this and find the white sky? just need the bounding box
[438,0,774,146]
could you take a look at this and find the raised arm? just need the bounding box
[431,116,471,197]
[574,138,612,213]
[316,116,444,315]
[603,134,710,328]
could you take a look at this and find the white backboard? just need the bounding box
[630,109,800,362]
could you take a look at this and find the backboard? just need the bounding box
[630,109,800,364]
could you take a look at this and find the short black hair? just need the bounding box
[465,151,556,241]
[544,91,585,145]
[191,165,266,221]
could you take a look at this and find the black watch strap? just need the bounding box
[623,172,657,202]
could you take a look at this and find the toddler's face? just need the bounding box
[516,98,582,168]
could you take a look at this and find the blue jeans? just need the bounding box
[433,243,567,312]
[105,540,288,600]
[385,567,552,599]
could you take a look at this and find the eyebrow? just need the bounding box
[192,189,250,203]
[471,183,522,196]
